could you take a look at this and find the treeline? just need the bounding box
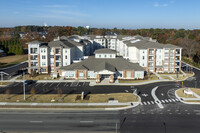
[1,25,200,63]
[0,39,24,55]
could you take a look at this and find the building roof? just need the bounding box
[123,40,181,49]
[27,40,44,45]
[163,44,182,49]
[48,40,76,48]
[94,48,117,54]
[60,56,144,72]
[94,62,116,72]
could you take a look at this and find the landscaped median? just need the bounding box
[0,93,140,110]
[175,88,200,104]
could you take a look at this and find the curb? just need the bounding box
[175,89,200,105]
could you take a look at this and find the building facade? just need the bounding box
[27,35,182,77]
[27,36,94,74]
[60,48,145,83]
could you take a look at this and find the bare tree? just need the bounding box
[5,88,11,100]
[178,38,199,59]
[30,87,36,101]
[57,88,63,101]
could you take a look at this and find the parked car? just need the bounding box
[24,80,33,85]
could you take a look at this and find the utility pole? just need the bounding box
[115,123,118,133]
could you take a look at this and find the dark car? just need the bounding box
[24,80,33,85]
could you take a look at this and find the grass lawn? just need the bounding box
[176,88,196,98]
[190,88,200,96]
[0,55,28,68]
[160,75,172,80]
[0,82,12,85]
[17,74,60,80]
[171,73,193,80]
[118,74,159,83]
[0,93,138,103]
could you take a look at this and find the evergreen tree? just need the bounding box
[19,46,24,55]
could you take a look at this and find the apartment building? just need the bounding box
[27,34,182,76]
[86,35,182,73]
[27,36,94,74]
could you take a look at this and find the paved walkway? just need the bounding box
[153,72,163,80]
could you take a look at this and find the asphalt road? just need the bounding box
[0,62,199,133]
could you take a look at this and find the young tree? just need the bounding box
[57,88,63,101]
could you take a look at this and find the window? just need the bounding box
[104,55,106,58]
[50,62,54,66]
[42,55,46,59]
[126,71,131,78]
[79,72,84,77]
[88,72,90,77]
[65,55,67,59]
[142,56,144,60]
[51,48,54,52]
[65,49,67,53]
[56,55,60,60]
[42,62,46,66]
[143,50,145,54]
[44,49,46,52]
[41,49,43,53]
[50,55,54,58]
[110,54,112,58]
[42,68,46,72]
[99,55,101,58]
[56,62,61,67]
[69,73,74,77]
[65,62,68,65]
[51,68,54,72]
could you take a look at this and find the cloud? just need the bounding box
[43,5,76,8]
[153,3,168,7]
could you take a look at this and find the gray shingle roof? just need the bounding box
[164,44,182,49]
[123,40,181,49]
[60,56,144,72]
[27,40,44,45]
[48,40,76,48]
[94,48,117,54]
[94,62,116,72]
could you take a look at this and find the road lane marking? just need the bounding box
[168,99,172,102]
[140,102,143,105]
[161,100,165,103]
[49,83,54,87]
[172,99,176,102]
[83,82,85,86]
[36,83,40,87]
[42,83,47,87]
[57,83,61,87]
[64,83,67,86]
[165,100,168,103]
[147,101,151,105]
[14,82,21,86]
[143,102,147,105]
[151,101,154,104]
[29,121,43,123]
[175,99,179,101]
[80,121,94,123]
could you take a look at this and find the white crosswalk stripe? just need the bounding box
[161,100,165,103]
[147,101,151,105]
[151,101,154,104]
[143,102,147,105]
[175,99,180,101]
[165,100,169,103]
[168,99,172,102]
[140,102,143,105]
[172,99,176,102]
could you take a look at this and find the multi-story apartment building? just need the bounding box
[27,36,94,74]
[86,35,182,73]
[27,34,182,76]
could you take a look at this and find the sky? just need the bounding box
[0,0,200,29]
